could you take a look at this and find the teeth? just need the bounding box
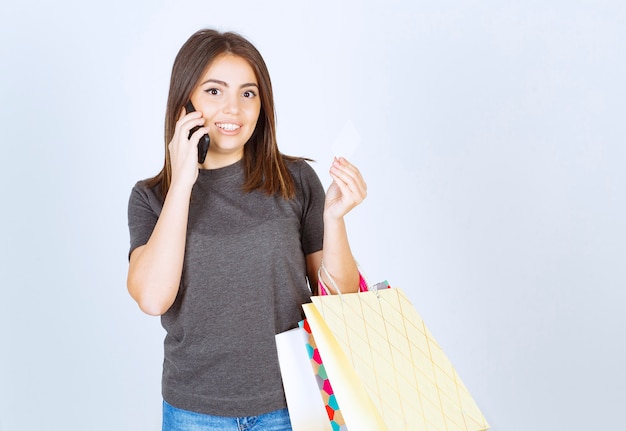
[217,123,240,131]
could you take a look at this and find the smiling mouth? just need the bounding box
[216,123,241,131]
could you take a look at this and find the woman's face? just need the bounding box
[190,53,261,166]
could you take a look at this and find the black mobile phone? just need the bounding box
[185,101,210,164]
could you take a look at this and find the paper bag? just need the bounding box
[275,327,333,431]
[302,286,490,431]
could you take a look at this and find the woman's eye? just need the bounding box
[243,90,257,99]
[205,88,220,95]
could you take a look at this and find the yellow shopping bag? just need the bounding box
[301,265,490,431]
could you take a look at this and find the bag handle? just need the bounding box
[317,260,371,296]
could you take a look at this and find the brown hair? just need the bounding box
[146,28,302,199]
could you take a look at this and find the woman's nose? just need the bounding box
[222,93,240,114]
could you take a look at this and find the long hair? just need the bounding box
[146,29,301,199]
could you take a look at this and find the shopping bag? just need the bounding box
[275,270,387,431]
[298,318,352,431]
[301,264,490,431]
[275,327,333,431]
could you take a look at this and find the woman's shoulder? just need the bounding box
[283,156,318,181]
[130,176,164,205]
[282,156,324,198]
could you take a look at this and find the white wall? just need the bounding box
[1,1,624,430]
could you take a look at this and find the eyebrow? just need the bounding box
[200,78,258,89]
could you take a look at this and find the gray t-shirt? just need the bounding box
[127,159,325,417]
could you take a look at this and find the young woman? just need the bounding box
[127,28,366,431]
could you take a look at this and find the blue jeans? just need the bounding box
[162,400,293,431]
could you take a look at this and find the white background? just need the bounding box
[1,1,624,430]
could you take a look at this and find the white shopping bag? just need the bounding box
[275,327,333,431]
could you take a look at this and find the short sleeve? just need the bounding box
[127,181,163,258]
[295,161,325,255]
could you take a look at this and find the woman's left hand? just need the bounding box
[325,157,367,220]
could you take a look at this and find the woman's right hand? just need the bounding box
[128,108,208,316]
[168,109,208,189]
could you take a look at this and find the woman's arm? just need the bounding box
[127,110,207,315]
[309,157,367,294]
[127,183,192,315]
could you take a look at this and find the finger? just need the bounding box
[188,126,210,144]
[329,168,364,198]
[180,118,207,142]
[174,111,204,134]
[331,157,363,183]
[340,160,367,197]
[330,160,367,198]
[169,121,206,159]
[329,171,365,204]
